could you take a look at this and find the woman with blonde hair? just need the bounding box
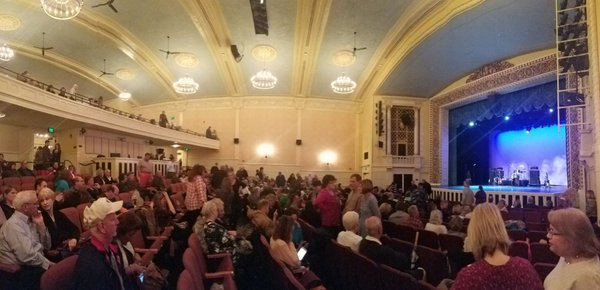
[424,209,447,235]
[544,208,600,289]
[453,203,542,290]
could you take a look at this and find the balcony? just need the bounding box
[377,155,422,168]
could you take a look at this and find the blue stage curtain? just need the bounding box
[449,82,557,129]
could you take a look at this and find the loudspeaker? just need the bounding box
[378,141,384,148]
[363,152,369,160]
[296,139,302,146]
[233,138,239,144]
[231,45,243,62]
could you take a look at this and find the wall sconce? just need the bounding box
[257,143,274,159]
[319,150,337,166]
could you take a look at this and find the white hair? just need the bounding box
[13,190,37,211]
[342,211,359,231]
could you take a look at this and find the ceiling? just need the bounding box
[0,0,556,106]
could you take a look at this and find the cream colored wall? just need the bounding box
[103,98,135,114]
[587,0,600,215]
[0,123,37,162]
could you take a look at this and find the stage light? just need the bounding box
[526,130,530,134]
[549,108,554,113]
[468,121,475,127]
[504,116,510,121]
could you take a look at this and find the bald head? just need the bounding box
[365,216,383,238]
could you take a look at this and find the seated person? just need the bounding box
[497,199,509,213]
[38,188,79,258]
[71,197,133,290]
[407,205,424,229]
[524,196,538,208]
[247,199,275,237]
[424,209,448,235]
[337,211,362,252]
[0,190,54,290]
[194,200,240,264]
[116,212,146,281]
[359,216,410,272]
[388,202,410,226]
[1,185,17,220]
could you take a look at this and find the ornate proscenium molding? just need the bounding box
[429,54,557,184]
[466,61,515,83]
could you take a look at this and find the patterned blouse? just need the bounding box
[200,221,238,264]
[185,177,207,211]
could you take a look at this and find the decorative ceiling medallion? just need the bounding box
[115,69,135,80]
[251,45,277,62]
[0,15,21,31]
[332,50,356,67]
[175,53,199,68]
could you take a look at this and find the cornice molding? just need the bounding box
[354,0,484,101]
[136,96,359,113]
[291,0,333,97]
[177,0,247,97]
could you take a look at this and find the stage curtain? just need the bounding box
[449,81,557,129]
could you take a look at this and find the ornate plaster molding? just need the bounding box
[466,61,515,83]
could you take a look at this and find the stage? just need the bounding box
[432,185,566,206]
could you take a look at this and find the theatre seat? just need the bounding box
[40,255,78,290]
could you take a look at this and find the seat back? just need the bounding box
[397,224,417,243]
[531,242,559,264]
[40,255,78,290]
[418,280,438,290]
[533,262,556,281]
[416,245,449,286]
[330,241,356,290]
[382,220,400,238]
[348,252,380,290]
[527,231,548,243]
[379,264,418,290]
[2,177,21,188]
[507,230,527,241]
[526,222,547,232]
[182,248,204,288]
[417,230,440,249]
[297,218,315,243]
[118,191,133,203]
[508,240,530,261]
[383,237,414,258]
[177,268,201,290]
[438,234,464,253]
[59,207,83,234]
[76,203,90,230]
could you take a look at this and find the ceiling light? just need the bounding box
[331,73,356,94]
[40,0,83,20]
[173,75,199,94]
[250,69,277,89]
[0,44,14,61]
[171,143,181,148]
[0,113,5,118]
[118,91,131,101]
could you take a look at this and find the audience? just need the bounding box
[424,209,448,235]
[0,190,53,290]
[388,201,410,226]
[71,197,132,290]
[544,208,600,289]
[38,188,79,257]
[337,211,362,252]
[452,203,543,290]
[193,199,240,264]
[359,216,410,272]
[1,185,17,220]
[358,179,381,236]
[406,205,423,229]
[343,174,362,215]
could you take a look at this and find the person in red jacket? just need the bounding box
[314,174,341,237]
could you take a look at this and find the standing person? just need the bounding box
[34,146,44,170]
[71,197,134,290]
[137,153,153,188]
[314,174,341,237]
[166,154,177,179]
[358,179,381,236]
[52,143,62,164]
[452,203,543,290]
[544,208,600,290]
[41,140,52,169]
[461,181,475,206]
[184,164,207,226]
[0,191,53,290]
[158,111,169,128]
[474,185,486,205]
[343,174,362,215]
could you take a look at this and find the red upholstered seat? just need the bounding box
[508,240,530,261]
[397,224,417,244]
[534,262,556,281]
[531,242,559,264]
[59,207,83,234]
[418,229,440,250]
[416,245,449,286]
[438,234,464,253]
[527,231,548,243]
[508,230,527,241]
[177,269,200,290]
[40,255,78,290]
[380,264,418,290]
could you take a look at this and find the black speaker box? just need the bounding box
[233,138,239,144]
[296,139,302,146]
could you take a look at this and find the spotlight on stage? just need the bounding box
[504,116,510,121]
[526,130,530,134]
[549,108,554,113]
[468,121,475,127]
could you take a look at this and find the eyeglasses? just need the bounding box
[547,227,562,237]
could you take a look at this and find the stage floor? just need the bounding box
[435,185,567,194]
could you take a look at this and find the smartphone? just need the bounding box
[297,246,307,261]
[138,272,145,283]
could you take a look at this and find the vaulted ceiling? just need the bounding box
[0,0,555,106]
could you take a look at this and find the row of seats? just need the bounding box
[0,176,48,191]
[178,234,235,290]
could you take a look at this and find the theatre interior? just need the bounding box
[1,0,600,289]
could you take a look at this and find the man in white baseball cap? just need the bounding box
[70,197,134,290]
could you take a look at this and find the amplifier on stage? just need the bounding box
[530,167,541,186]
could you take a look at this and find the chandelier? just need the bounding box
[118,91,131,101]
[40,0,83,20]
[251,69,277,90]
[0,44,14,61]
[173,75,199,94]
[331,73,356,94]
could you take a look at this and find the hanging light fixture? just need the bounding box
[250,68,277,90]
[0,44,14,62]
[40,0,83,20]
[173,75,199,94]
[331,72,356,94]
[118,90,131,101]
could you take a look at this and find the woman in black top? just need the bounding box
[0,185,17,219]
[38,188,80,257]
